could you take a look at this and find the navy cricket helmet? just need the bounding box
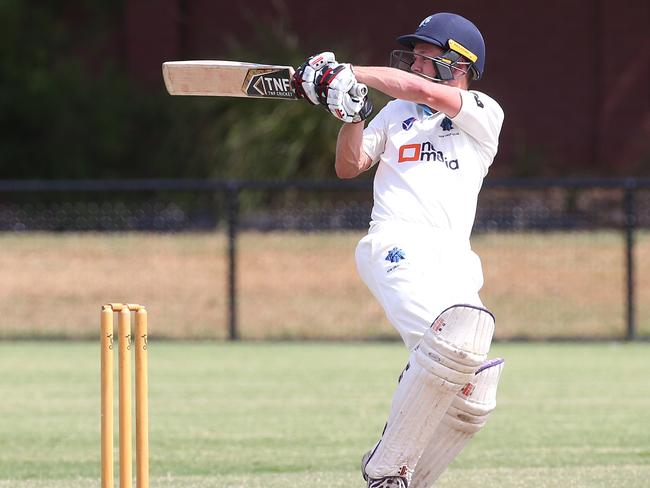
[396,12,486,80]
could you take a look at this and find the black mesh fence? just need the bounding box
[0,178,647,341]
[0,181,225,232]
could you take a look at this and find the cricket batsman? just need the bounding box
[292,12,506,488]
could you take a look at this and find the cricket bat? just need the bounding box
[162,60,367,100]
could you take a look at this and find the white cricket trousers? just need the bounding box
[355,221,485,351]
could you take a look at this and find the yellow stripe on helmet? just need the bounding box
[448,39,478,62]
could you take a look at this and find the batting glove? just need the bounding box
[351,96,373,123]
[293,52,338,105]
[316,63,373,123]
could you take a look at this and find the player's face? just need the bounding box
[410,43,443,77]
[410,42,469,89]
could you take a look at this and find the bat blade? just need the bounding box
[162,61,297,99]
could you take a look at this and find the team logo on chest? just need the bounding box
[438,116,460,138]
[397,141,459,170]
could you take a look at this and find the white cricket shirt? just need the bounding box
[362,89,504,243]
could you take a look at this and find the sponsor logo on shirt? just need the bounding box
[402,117,416,131]
[397,142,459,170]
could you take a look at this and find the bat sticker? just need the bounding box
[244,68,295,99]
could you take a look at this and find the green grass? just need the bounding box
[0,342,649,487]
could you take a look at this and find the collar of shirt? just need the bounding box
[417,103,437,118]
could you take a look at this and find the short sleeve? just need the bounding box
[450,90,504,159]
[362,105,389,165]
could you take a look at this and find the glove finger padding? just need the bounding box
[352,96,373,123]
[327,92,362,122]
[329,90,373,124]
[315,63,372,123]
[315,64,355,104]
[295,64,320,105]
[293,52,337,105]
[308,52,337,70]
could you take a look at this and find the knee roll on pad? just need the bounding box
[442,357,503,433]
[443,399,493,433]
[416,304,495,386]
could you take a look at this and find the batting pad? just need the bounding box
[410,358,505,488]
[363,305,495,482]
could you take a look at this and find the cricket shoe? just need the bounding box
[362,449,408,488]
[367,477,408,488]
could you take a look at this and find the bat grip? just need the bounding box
[350,83,368,99]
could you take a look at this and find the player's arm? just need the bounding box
[335,122,373,179]
[353,66,462,117]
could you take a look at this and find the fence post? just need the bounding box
[624,180,637,341]
[226,182,240,341]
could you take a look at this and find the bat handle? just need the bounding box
[350,83,368,99]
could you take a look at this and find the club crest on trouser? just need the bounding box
[385,247,406,263]
[243,68,295,98]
